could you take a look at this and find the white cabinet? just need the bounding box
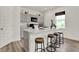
[20,8,44,27]
[20,23,27,38]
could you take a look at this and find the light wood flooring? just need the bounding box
[56,38,79,52]
[0,38,79,52]
[0,39,25,52]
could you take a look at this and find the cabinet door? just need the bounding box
[38,16,44,27]
[23,31,29,52]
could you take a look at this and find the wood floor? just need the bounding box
[56,39,79,52]
[0,39,25,52]
[0,38,79,52]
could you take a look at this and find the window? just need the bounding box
[55,11,65,29]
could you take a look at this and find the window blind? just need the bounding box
[55,11,65,16]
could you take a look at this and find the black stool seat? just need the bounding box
[53,33,59,36]
[48,34,54,38]
[58,32,63,34]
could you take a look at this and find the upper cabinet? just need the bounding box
[20,7,43,16]
[20,7,44,26]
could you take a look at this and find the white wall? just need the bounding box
[44,10,55,27]
[44,6,79,41]
[0,7,20,48]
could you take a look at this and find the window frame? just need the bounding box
[55,11,65,30]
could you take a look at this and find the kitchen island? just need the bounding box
[23,28,55,52]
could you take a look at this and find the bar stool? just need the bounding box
[58,32,64,44]
[35,37,45,52]
[46,34,56,52]
[53,32,60,48]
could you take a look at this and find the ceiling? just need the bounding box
[22,6,59,13]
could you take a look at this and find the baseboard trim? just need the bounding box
[64,37,79,42]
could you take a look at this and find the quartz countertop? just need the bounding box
[24,28,52,34]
